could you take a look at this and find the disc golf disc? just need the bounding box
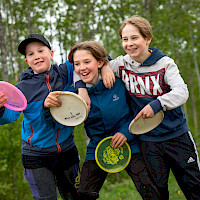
[50,91,88,126]
[0,81,27,111]
[95,136,131,173]
[129,110,164,135]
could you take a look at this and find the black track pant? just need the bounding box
[78,153,161,200]
[140,132,200,200]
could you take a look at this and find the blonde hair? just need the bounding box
[118,15,153,39]
[68,41,108,65]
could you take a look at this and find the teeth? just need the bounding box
[82,72,88,76]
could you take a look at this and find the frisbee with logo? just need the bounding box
[129,110,164,135]
[50,91,88,126]
[95,136,131,173]
[0,81,27,111]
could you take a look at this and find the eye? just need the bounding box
[28,52,33,56]
[74,63,80,66]
[122,38,128,42]
[132,36,138,40]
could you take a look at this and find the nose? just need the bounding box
[34,52,40,60]
[79,63,86,71]
[127,39,133,46]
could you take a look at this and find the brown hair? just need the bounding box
[68,41,108,65]
[118,15,153,39]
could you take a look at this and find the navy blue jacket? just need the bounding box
[0,61,76,156]
[84,77,140,161]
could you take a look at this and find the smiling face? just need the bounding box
[25,41,54,74]
[73,50,104,85]
[121,24,151,63]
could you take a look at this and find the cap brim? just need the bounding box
[18,38,35,55]
[18,38,45,55]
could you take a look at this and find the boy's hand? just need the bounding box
[78,88,91,112]
[0,93,8,108]
[112,132,127,148]
[101,63,115,89]
[44,91,64,109]
[134,104,154,122]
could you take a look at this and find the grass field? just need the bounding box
[99,172,186,200]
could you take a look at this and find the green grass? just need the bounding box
[98,171,186,200]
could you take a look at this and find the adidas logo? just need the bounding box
[187,157,195,163]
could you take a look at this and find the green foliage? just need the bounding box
[99,171,186,200]
[74,123,87,167]
[0,0,200,199]
[0,114,31,200]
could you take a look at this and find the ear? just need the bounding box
[98,61,104,69]
[50,50,54,60]
[146,38,152,45]
[25,58,28,64]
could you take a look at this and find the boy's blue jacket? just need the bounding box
[84,77,140,161]
[0,61,75,156]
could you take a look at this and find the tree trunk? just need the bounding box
[0,10,8,81]
[11,0,22,77]
[27,0,33,33]
[76,1,83,41]
[7,8,15,77]
[190,33,200,99]
[188,61,198,136]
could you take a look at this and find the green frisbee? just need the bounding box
[95,136,131,173]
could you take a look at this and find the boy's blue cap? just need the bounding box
[18,33,51,55]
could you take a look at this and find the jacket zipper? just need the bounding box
[46,74,52,92]
[56,130,61,154]
[28,125,34,147]
[46,74,61,154]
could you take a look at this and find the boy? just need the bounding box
[0,34,87,200]
[100,15,200,200]
[66,41,161,200]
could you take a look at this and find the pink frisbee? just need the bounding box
[0,81,27,111]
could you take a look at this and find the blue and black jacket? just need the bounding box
[84,77,140,161]
[0,61,76,156]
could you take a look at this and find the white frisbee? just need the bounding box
[129,110,164,135]
[50,91,88,126]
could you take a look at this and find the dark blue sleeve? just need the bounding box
[66,60,74,86]
[0,106,5,118]
[149,99,162,114]
[75,80,86,92]
[40,102,65,130]
[116,115,136,142]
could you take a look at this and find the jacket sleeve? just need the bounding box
[40,103,66,130]
[151,57,189,113]
[66,60,74,86]
[73,71,86,91]
[0,107,21,125]
[116,115,136,143]
[0,106,5,118]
